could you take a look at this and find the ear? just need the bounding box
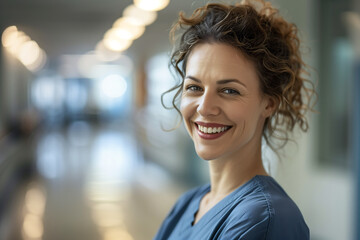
[262,95,278,118]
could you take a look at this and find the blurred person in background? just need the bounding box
[154,0,316,239]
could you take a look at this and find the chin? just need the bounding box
[195,149,221,161]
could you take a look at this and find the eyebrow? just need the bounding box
[185,75,247,88]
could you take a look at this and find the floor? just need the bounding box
[0,120,185,240]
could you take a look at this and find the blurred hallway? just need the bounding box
[0,120,185,240]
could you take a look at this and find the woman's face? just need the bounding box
[180,43,273,161]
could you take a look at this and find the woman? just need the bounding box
[154,0,314,239]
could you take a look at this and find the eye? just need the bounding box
[221,88,240,95]
[185,85,202,92]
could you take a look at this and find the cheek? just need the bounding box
[226,105,254,130]
[180,97,197,135]
[223,104,245,122]
[180,96,195,119]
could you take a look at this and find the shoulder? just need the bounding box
[222,176,309,239]
[257,176,310,239]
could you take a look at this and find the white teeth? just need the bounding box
[197,125,229,134]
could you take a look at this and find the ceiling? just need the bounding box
[0,0,219,68]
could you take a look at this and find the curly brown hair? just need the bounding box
[162,0,316,150]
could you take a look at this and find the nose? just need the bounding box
[197,90,220,117]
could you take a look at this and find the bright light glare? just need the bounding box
[134,0,170,11]
[104,228,134,240]
[123,5,157,26]
[22,214,44,239]
[26,49,47,72]
[113,16,143,27]
[99,75,127,99]
[103,37,132,52]
[7,31,30,55]
[25,188,46,216]
[2,26,46,72]
[112,17,145,39]
[18,40,41,66]
[1,25,18,48]
[91,203,124,227]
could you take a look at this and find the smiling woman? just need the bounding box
[154,0,316,239]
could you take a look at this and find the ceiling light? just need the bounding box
[18,40,41,66]
[26,49,47,72]
[1,26,47,72]
[112,17,145,39]
[103,38,132,52]
[7,31,31,55]
[1,25,18,48]
[134,0,170,12]
[103,30,133,52]
[123,4,157,26]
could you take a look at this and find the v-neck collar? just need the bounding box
[188,175,265,230]
[191,184,211,226]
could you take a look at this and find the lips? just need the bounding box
[194,121,232,140]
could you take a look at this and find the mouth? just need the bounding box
[194,121,232,139]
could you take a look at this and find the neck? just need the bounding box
[207,143,267,198]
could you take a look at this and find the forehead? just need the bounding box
[185,43,259,86]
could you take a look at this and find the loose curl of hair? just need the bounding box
[162,0,316,150]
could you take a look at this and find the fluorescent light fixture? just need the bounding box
[134,0,170,11]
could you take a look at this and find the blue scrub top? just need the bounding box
[154,175,309,240]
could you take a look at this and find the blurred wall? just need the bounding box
[0,31,3,133]
[271,0,355,240]
[0,41,34,132]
